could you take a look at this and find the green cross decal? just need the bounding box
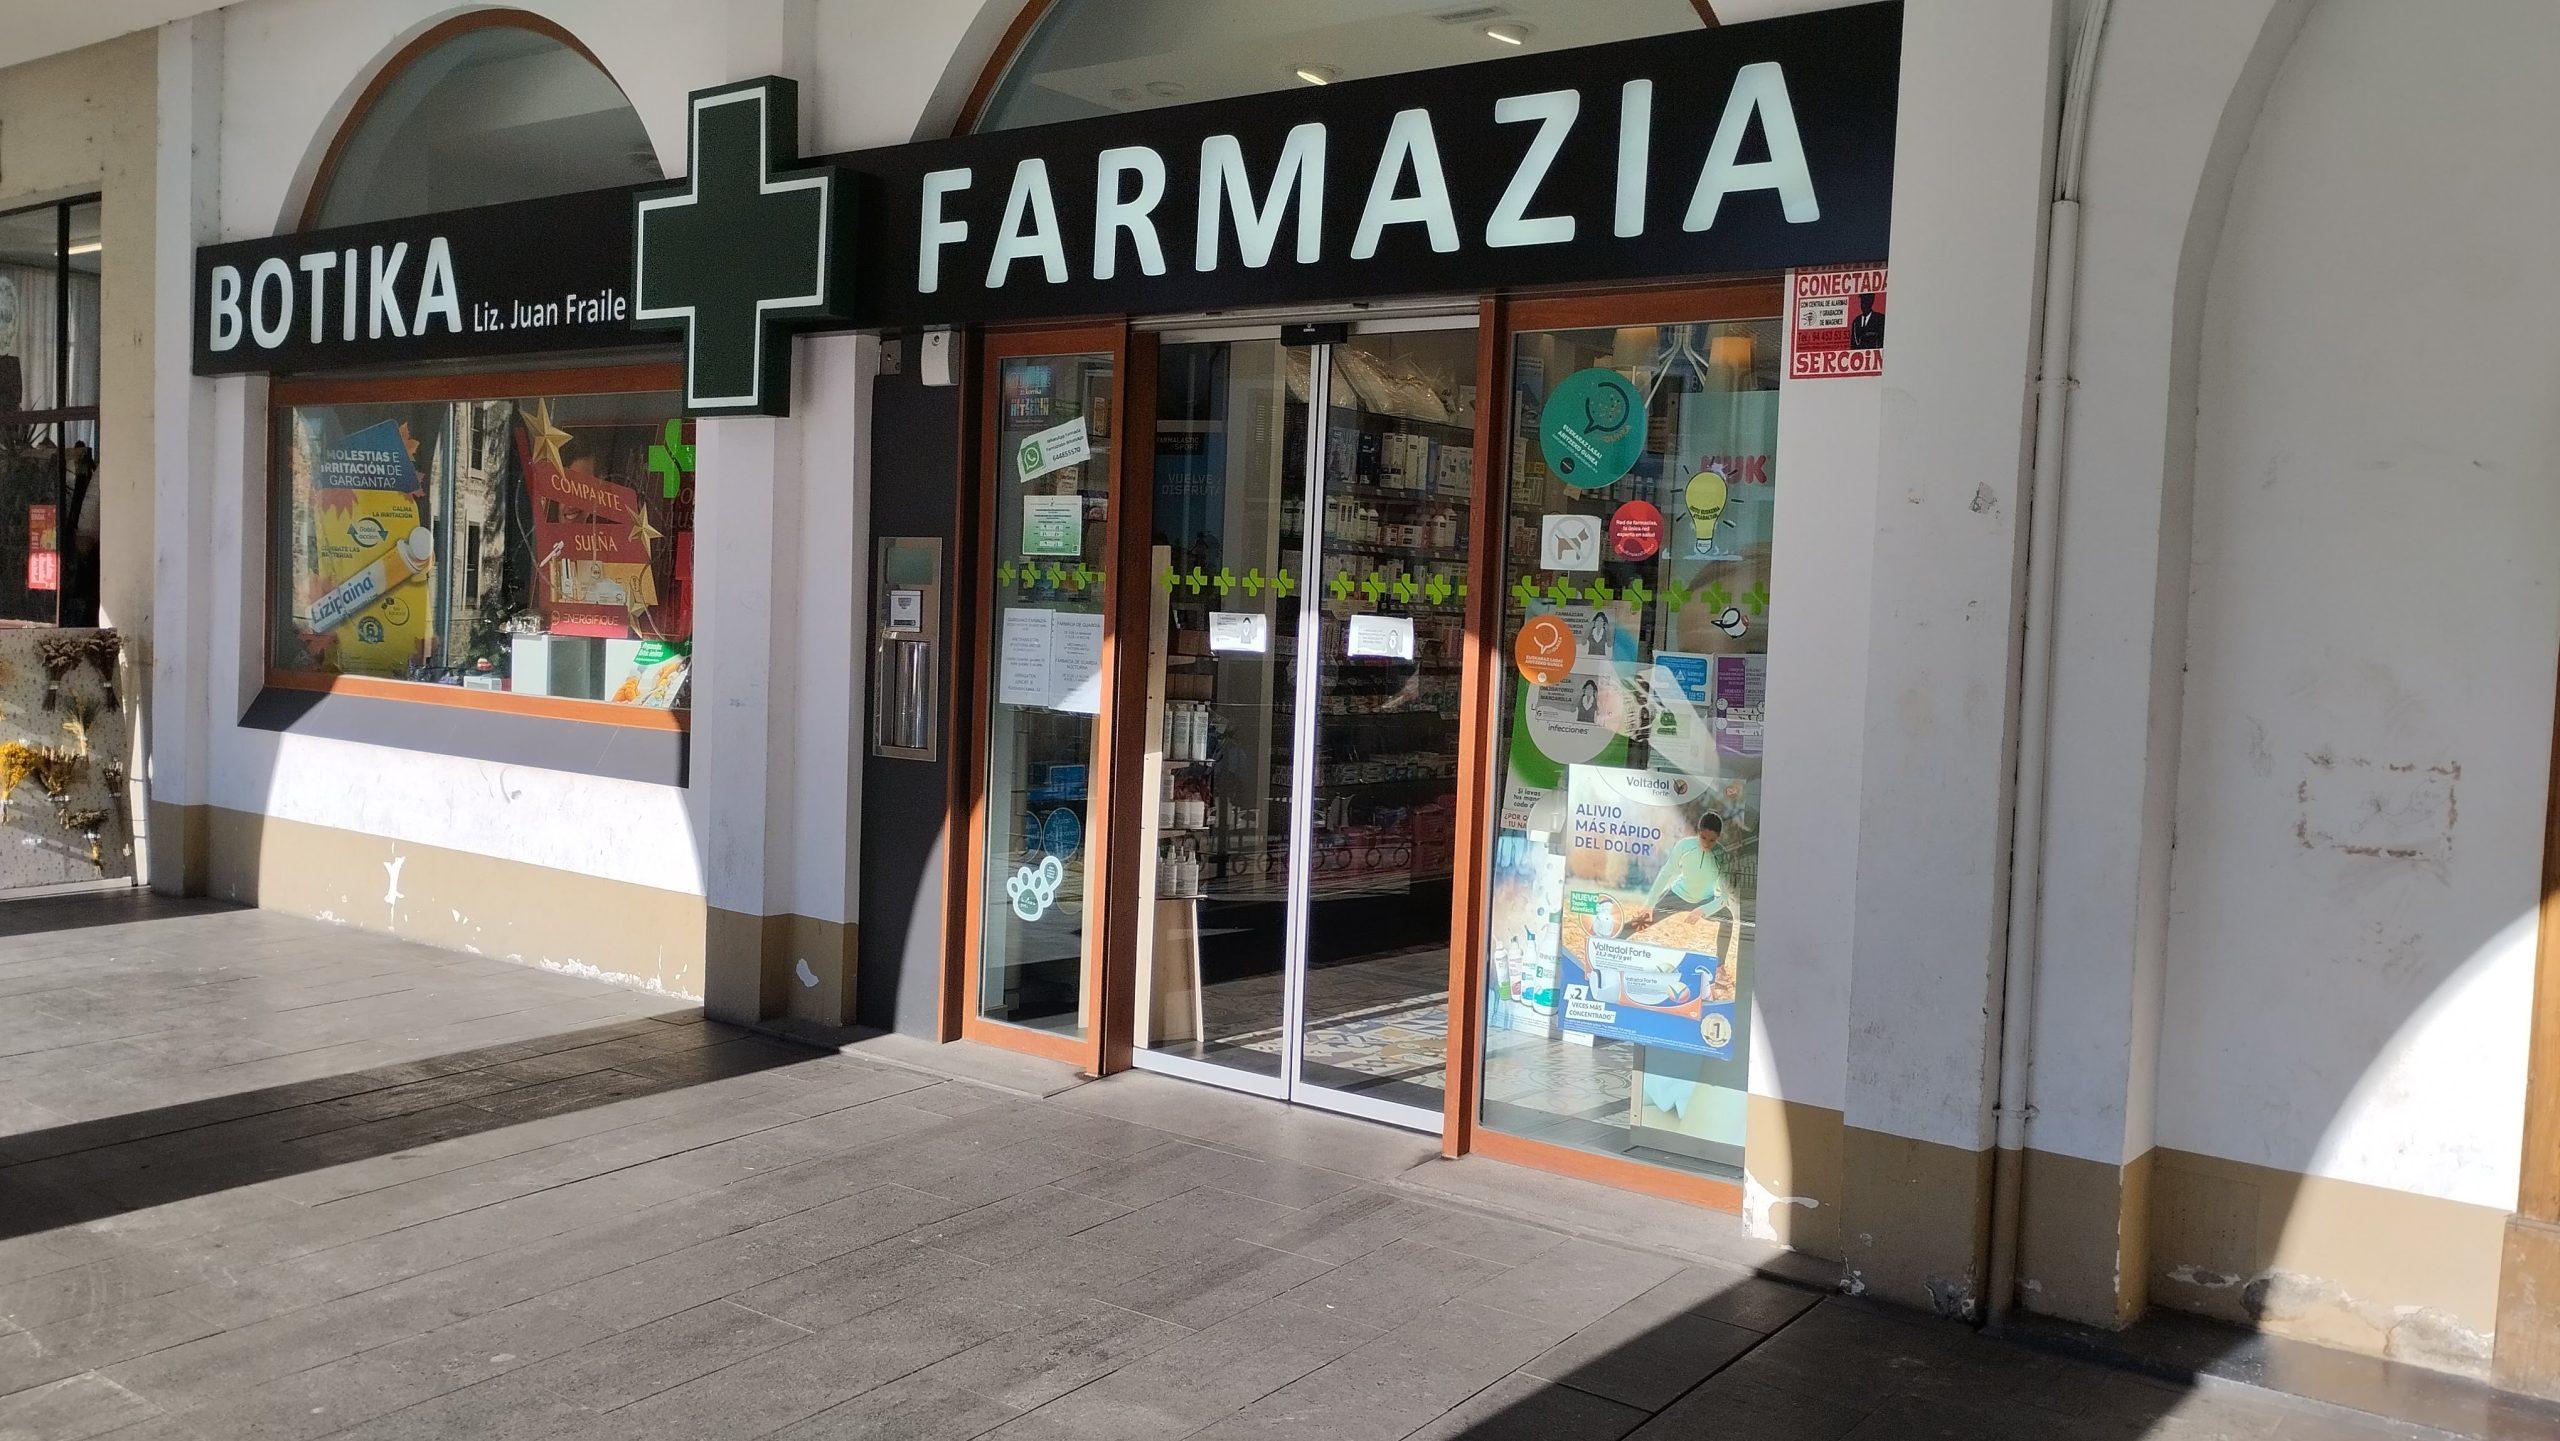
[1159,565,1179,594]
[1664,579,1692,609]
[996,562,1018,587]
[1360,572,1389,603]
[645,419,695,499]
[632,78,854,417]
[1329,570,1356,603]
[1622,577,1653,607]
[1423,574,1452,606]
[1702,581,1733,613]
[1044,563,1067,589]
[1457,581,1467,599]
[1185,566,1209,594]
[1212,567,1236,597]
[1585,577,1616,605]
[1271,569,1297,600]
[1069,563,1097,591]
[1544,577,1579,607]
[1746,581,1771,616]
[1242,568,1266,597]
[1390,573,1418,603]
[1510,576,1541,608]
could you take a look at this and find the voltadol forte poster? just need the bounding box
[1559,765,1740,1059]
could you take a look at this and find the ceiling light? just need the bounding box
[1483,22,1533,44]
[66,241,101,257]
[1294,65,1338,86]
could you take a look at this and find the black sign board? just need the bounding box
[195,1,1899,409]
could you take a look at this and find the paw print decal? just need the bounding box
[1008,855,1065,922]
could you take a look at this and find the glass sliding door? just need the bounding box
[1294,327,1477,1125]
[972,335,1121,1059]
[1133,319,1477,1133]
[1478,298,1781,1186]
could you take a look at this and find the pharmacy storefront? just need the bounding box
[189,1,1899,1221]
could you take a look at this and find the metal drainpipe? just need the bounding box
[1984,0,2110,1331]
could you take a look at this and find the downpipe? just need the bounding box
[1984,0,2108,1332]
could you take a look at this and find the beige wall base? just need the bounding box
[705,907,858,1028]
[2148,1148,2505,1378]
[197,805,705,999]
[1744,1094,1846,1261]
[150,799,211,899]
[2494,1214,2560,1400]
[1839,1126,1992,1319]
[2016,1147,2153,1328]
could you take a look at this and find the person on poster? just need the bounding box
[1582,612,1611,657]
[1850,292,1885,349]
[1646,812,1733,921]
[1575,678,1600,724]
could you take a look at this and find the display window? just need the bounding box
[1474,290,1782,1196]
[266,369,693,722]
[0,198,103,628]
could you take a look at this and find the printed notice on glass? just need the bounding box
[997,607,1055,707]
[1021,494,1082,557]
[1051,612,1106,714]
[1209,611,1268,654]
[1016,417,1092,482]
[1345,614,1414,661]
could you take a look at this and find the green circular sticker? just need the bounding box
[1538,367,1644,490]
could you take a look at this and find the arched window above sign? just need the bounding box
[968,0,1714,133]
[307,13,663,230]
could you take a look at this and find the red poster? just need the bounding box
[526,460,639,524]
[30,504,57,552]
[26,550,58,592]
[1788,265,1887,380]
[535,520,649,566]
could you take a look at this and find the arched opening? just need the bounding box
[261,11,696,739]
[304,11,661,230]
[964,0,1712,133]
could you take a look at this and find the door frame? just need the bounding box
[1447,280,1783,1211]
[941,284,1785,1219]
[956,321,1135,1075]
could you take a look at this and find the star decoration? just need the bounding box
[525,399,573,473]
[629,510,664,549]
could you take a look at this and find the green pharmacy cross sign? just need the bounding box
[633,78,854,417]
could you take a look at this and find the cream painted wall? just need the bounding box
[2160,0,2560,1214]
[0,30,159,850]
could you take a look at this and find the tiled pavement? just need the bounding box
[0,895,2546,1440]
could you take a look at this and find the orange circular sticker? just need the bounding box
[1516,614,1575,686]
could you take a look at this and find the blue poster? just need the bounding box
[313,418,420,491]
[1040,807,1083,861]
[1556,765,1739,1058]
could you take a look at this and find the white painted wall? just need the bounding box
[2158,0,2560,1211]
[1751,362,1879,1115]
